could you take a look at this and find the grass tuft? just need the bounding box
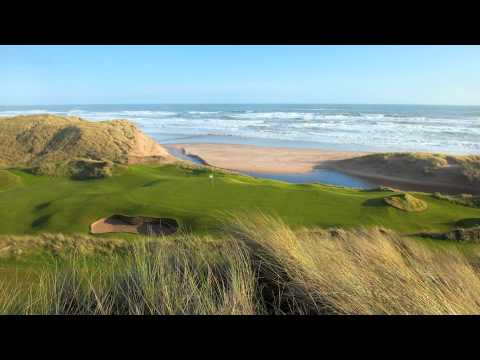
[225,213,480,314]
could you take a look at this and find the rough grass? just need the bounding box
[334,152,480,191]
[0,233,131,259]
[30,158,119,179]
[433,192,480,208]
[416,226,480,243]
[0,115,170,171]
[384,193,428,212]
[0,234,260,315]
[0,170,21,191]
[462,159,480,186]
[225,214,480,314]
[2,215,480,314]
[456,218,480,228]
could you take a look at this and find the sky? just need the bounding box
[1,45,479,105]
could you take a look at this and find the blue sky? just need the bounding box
[1,45,479,105]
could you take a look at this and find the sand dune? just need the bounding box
[0,114,174,167]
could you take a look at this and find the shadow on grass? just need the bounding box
[141,179,165,188]
[35,201,52,211]
[32,214,52,229]
[362,197,387,208]
[456,218,480,228]
[187,168,209,176]
[181,216,201,232]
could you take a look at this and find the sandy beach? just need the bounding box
[167,143,480,194]
[168,143,367,174]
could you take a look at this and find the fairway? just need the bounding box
[0,170,21,192]
[0,164,479,236]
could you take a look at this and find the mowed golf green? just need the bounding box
[1,164,479,236]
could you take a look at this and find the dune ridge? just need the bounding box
[0,114,173,168]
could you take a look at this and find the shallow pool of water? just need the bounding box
[166,147,207,165]
[244,169,376,189]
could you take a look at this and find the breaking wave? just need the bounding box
[1,104,479,154]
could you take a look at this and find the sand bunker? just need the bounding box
[384,194,428,212]
[90,215,178,236]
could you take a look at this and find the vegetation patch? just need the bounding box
[0,233,131,259]
[338,152,449,174]
[456,218,480,229]
[334,152,480,193]
[3,215,480,314]
[70,159,115,180]
[416,227,480,243]
[31,158,116,180]
[433,192,480,208]
[362,186,399,193]
[384,193,428,212]
[461,159,480,187]
[0,170,21,191]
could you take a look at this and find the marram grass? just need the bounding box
[2,214,480,315]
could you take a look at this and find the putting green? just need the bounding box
[0,164,479,235]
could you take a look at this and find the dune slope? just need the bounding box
[330,152,480,194]
[0,114,173,167]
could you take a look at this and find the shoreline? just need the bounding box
[166,143,479,194]
[167,143,368,174]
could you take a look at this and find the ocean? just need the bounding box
[1,104,479,154]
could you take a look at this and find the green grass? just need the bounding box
[0,170,22,192]
[0,163,479,236]
[3,215,480,314]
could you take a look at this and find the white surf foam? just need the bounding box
[1,106,479,154]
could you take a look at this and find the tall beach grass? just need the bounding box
[1,214,480,315]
